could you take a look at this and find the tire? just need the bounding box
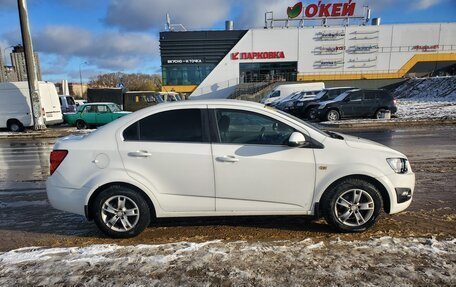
[321,178,383,232]
[326,109,340,121]
[7,120,24,132]
[374,108,386,119]
[306,107,318,120]
[75,120,87,129]
[92,185,151,238]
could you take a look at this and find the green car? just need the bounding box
[64,102,131,129]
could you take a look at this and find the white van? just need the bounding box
[0,81,63,131]
[260,82,325,105]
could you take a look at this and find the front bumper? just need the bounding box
[378,171,415,214]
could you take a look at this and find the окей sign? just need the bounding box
[231,51,285,60]
[287,0,356,19]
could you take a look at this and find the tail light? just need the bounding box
[50,150,68,175]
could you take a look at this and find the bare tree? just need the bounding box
[90,72,161,91]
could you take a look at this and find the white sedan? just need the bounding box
[46,100,415,238]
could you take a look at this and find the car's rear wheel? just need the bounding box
[92,185,151,238]
[374,108,387,119]
[321,178,382,232]
[75,120,87,129]
[326,109,340,121]
[7,120,24,132]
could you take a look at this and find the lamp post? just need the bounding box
[79,61,87,98]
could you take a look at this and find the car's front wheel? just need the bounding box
[374,108,387,119]
[92,185,151,238]
[321,178,382,232]
[326,109,340,121]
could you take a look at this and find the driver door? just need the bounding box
[209,107,316,212]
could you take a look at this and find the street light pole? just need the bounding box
[79,61,87,98]
[17,0,46,130]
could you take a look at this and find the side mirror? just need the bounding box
[288,132,307,147]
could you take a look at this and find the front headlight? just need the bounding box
[297,102,304,106]
[387,158,409,174]
[318,104,326,109]
[286,102,294,107]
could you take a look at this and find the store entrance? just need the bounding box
[239,62,297,83]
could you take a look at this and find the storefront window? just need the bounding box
[162,64,215,85]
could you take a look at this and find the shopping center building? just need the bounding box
[159,1,456,99]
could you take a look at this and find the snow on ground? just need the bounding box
[396,100,456,119]
[0,237,454,286]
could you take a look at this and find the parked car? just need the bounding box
[316,89,397,121]
[47,100,414,238]
[59,95,77,113]
[291,87,354,119]
[63,102,131,129]
[260,82,325,105]
[274,90,320,112]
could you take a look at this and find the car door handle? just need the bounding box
[216,155,239,163]
[128,150,152,158]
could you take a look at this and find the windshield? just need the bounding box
[315,90,328,100]
[108,104,121,112]
[273,108,330,137]
[332,91,350,102]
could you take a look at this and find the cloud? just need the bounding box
[0,0,15,10]
[416,0,441,9]
[30,25,159,70]
[104,0,230,31]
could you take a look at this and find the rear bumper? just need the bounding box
[46,175,87,216]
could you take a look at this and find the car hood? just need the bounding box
[341,133,405,157]
[297,96,317,102]
[318,99,338,106]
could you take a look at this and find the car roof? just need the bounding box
[82,102,118,105]
[325,87,355,90]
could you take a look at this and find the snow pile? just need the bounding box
[0,237,454,286]
[393,76,456,101]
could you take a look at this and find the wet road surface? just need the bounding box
[0,125,454,251]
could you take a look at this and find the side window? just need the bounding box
[98,105,109,113]
[123,109,204,142]
[348,91,363,101]
[215,109,295,145]
[364,91,377,100]
[82,105,95,113]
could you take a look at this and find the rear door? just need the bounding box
[363,91,379,116]
[81,105,97,124]
[118,106,215,212]
[209,106,316,212]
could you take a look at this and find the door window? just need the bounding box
[97,105,109,113]
[364,91,377,101]
[123,109,205,143]
[214,109,294,145]
[82,105,96,113]
[348,91,363,101]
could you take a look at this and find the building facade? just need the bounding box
[9,45,42,82]
[160,22,456,99]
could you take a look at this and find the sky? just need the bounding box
[0,0,455,84]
